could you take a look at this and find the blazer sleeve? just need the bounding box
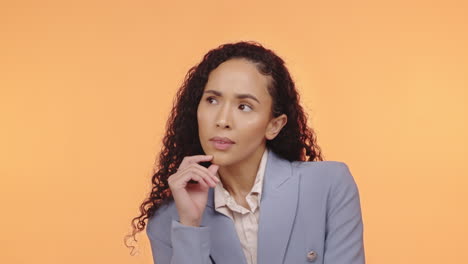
[147,219,213,264]
[323,162,365,264]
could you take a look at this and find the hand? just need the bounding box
[168,155,219,227]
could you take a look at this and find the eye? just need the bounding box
[206,96,218,104]
[239,104,253,112]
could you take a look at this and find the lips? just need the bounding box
[209,136,235,144]
[209,136,235,150]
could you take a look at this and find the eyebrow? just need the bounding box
[203,90,260,104]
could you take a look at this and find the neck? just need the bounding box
[218,146,266,198]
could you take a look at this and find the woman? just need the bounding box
[126,41,365,264]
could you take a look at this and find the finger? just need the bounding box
[171,174,207,206]
[191,164,219,185]
[180,155,213,168]
[207,164,219,175]
[170,171,208,189]
[178,163,219,184]
[207,164,220,183]
[179,168,217,188]
[190,163,220,183]
[193,169,217,187]
[189,171,214,188]
[188,174,208,189]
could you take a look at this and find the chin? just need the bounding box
[200,143,230,165]
[210,152,233,167]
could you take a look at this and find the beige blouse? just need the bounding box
[213,148,268,264]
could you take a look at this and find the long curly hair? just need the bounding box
[124,41,324,254]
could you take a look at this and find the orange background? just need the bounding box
[1,0,467,263]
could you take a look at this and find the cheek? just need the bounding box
[196,104,205,125]
[238,115,269,137]
[197,107,211,133]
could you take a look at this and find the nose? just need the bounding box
[215,103,231,129]
[216,119,230,128]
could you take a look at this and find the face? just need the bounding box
[197,58,287,167]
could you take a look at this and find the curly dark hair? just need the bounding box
[124,41,324,254]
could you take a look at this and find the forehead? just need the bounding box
[204,58,271,97]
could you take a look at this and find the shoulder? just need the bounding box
[289,160,362,221]
[146,200,177,242]
[291,160,356,186]
[288,160,360,204]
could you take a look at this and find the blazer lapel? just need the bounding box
[201,149,299,264]
[257,149,300,264]
[203,188,247,264]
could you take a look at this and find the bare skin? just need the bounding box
[168,58,287,227]
[168,155,220,227]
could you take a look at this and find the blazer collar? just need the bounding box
[203,149,300,264]
[257,149,300,264]
[206,148,293,208]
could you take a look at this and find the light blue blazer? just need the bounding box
[146,149,365,264]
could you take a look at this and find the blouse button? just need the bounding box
[306,250,317,262]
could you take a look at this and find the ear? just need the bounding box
[265,114,287,140]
